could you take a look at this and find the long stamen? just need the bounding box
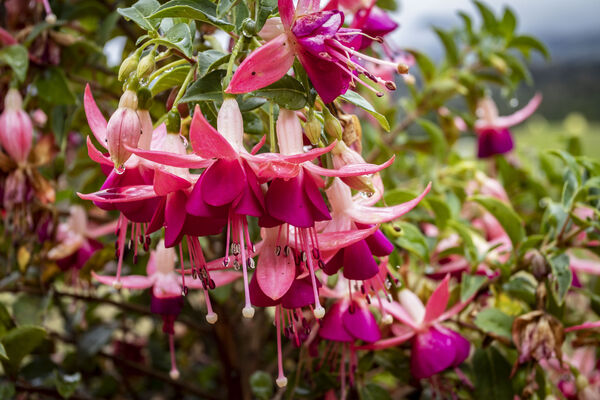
[224,210,232,266]
[179,244,188,296]
[275,306,288,387]
[239,221,254,318]
[168,333,180,380]
[301,230,324,318]
[204,289,218,324]
[113,216,128,289]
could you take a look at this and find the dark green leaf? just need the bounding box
[256,0,277,31]
[150,65,191,95]
[153,22,194,57]
[237,96,267,112]
[508,35,551,60]
[547,253,571,305]
[242,111,264,135]
[361,383,392,400]
[180,69,226,103]
[461,274,487,302]
[117,0,160,31]
[35,67,76,105]
[340,91,389,131]
[503,274,537,305]
[150,0,234,32]
[197,50,229,77]
[470,195,525,249]
[249,371,273,400]
[254,75,307,110]
[0,45,29,83]
[217,0,237,17]
[472,347,514,400]
[54,371,81,399]
[474,308,514,340]
[1,325,47,377]
[12,295,44,325]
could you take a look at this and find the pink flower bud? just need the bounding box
[106,90,141,171]
[0,89,33,165]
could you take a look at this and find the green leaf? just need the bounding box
[500,52,532,85]
[242,111,264,135]
[548,149,582,185]
[117,0,160,31]
[150,65,191,95]
[54,371,81,399]
[433,28,459,65]
[461,274,487,302]
[0,342,8,361]
[547,253,572,305]
[517,234,544,258]
[503,273,537,305]
[12,295,44,326]
[249,371,273,400]
[499,7,517,38]
[425,196,451,229]
[406,49,435,82]
[152,22,194,57]
[217,0,236,17]
[448,220,479,266]
[254,75,307,110]
[0,383,15,400]
[0,45,29,83]
[472,347,515,400]
[150,0,234,32]
[180,69,226,103]
[339,91,390,131]
[197,50,229,78]
[360,383,392,400]
[34,67,76,105]
[256,0,278,32]
[417,119,448,160]
[78,324,116,357]
[1,325,47,377]
[470,195,525,249]
[473,0,498,34]
[474,308,514,340]
[508,35,551,60]
[392,221,430,262]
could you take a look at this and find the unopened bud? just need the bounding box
[323,108,342,140]
[0,89,33,165]
[529,250,549,280]
[303,116,322,145]
[118,51,140,82]
[106,90,141,170]
[136,51,156,79]
[166,110,181,135]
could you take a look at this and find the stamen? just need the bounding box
[113,216,128,289]
[275,306,288,387]
[179,244,187,296]
[239,221,254,318]
[300,230,324,318]
[168,334,180,380]
[204,290,218,324]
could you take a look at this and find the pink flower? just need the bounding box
[475,94,542,158]
[226,0,403,102]
[105,90,142,171]
[93,240,241,378]
[0,88,33,165]
[361,276,473,379]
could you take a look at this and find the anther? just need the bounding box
[385,81,397,91]
[275,245,281,256]
[397,63,409,74]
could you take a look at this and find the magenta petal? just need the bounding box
[226,33,295,95]
[249,273,280,307]
[296,49,351,103]
[341,301,381,342]
[365,229,394,257]
[183,214,226,237]
[477,128,514,158]
[153,168,191,196]
[322,249,343,275]
[84,84,108,148]
[281,276,319,309]
[164,191,187,247]
[342,239,379,280]
[445,328,470,366]
[256,245,296,300]
[411,326,458,379]
[293,10,343,40]
[189,104,238,160]
[319,301,354,342]
[186,176,228,218]
[266,175,315,228]
[232,162,265,217]
[147,196,166,235]
[200,158,246,207]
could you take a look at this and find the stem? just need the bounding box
[148,59,189,83]
[269,102,276,152]
[224,36,247,88]
[172,64,197,112]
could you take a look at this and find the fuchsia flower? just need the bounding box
[93,240,241,378]
[0,88,33,165]
[226,0,403,102]
[475,94,542,158]
[361,276,473,379]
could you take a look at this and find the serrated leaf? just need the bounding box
[547,253,571,305]
[0,45,29,83]
[340,91,389,131]
[117,0,160,31]
[254,75,307,110]
[150,0,234,32]
[417,119,447,160]
[508,35,551,60]
[197,50,229,77]
[474,308,514,340]
[470,195,525,249]
[150,65,191,95]
[180,69,226,103]
[34,67,76,105]
[461,274,487,302]
[1,325,47,377]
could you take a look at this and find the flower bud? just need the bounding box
[136,51,156,79]
[323,108,343,140]
[512,311,564,365]
[0,89,33,165]
[303,115,322,145]
[118,50,140,82]
[106,90,141,171]
[332,142,375,193]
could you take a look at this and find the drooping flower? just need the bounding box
[105,90,142,171]
[360,276,473,379]
[475,94,542,158]
[0,88,33,165]
[93,240,241,378]
[226,0,405,102]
